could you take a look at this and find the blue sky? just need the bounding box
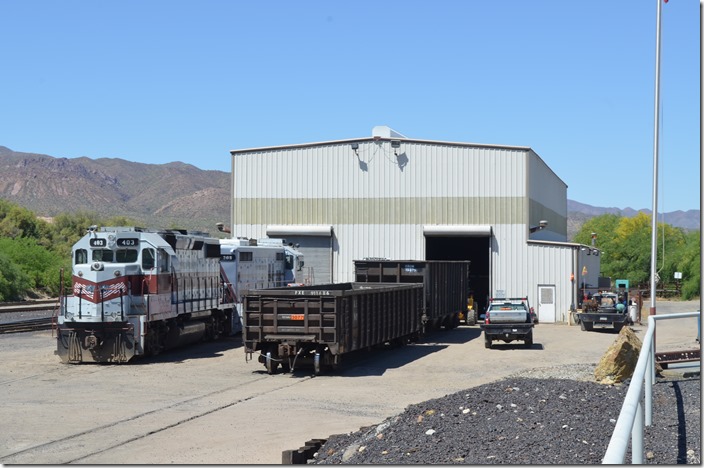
[0,0,699,212]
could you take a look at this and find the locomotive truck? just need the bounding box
[56,226,304,363]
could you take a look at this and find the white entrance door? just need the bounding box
[537,285,556,323]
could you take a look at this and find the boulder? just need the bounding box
[594,326,643,384]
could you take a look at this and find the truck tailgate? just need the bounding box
[487,311,529,323]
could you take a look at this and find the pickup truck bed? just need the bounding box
[577,292,632,332]
[577,308,630,332]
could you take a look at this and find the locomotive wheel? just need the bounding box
[265,351,278,374]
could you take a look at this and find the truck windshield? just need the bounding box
[490,304,525,311]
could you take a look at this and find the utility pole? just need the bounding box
[649,0,663,321]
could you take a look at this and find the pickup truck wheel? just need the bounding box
[484,334,492,349]
[613,323,624,333]
[466,308,477,326]
[580,321,593,332]
[524,330,533,347]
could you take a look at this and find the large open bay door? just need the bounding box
[424,225,492,315]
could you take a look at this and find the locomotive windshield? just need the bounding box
[73,247,139,265]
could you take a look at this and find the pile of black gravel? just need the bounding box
[311,376,700,464]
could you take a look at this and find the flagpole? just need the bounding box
[649,0,663,321]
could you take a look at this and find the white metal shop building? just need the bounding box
[228,126,601,323]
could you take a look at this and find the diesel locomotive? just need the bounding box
[56,226,233,363]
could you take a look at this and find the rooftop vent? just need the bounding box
[372,125,407,140]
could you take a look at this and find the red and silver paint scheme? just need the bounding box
[57,226,232,363]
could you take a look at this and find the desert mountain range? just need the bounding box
[0,146,699,239]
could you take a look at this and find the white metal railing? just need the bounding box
[602,311,700,464]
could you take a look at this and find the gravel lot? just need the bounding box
[0,300,699,464]
[311,365,700,464]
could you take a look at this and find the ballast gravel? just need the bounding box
[311,365,700,464]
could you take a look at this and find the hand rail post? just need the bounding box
[631,401,644,464]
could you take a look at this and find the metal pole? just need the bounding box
[649,0,663,329]
[632,402,644,464]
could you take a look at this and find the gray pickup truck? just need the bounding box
[480,297,535,348]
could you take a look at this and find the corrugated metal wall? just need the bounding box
[232,141,529,226]
[527,150,568,240]
[230,137,579,322]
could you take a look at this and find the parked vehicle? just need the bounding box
[353,259,472,329]
[242,282,424,375]
[219,237,304,332]
[576,291,631,332]
[480,297,535,348]
[56,226,304,363]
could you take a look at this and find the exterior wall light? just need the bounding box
[529,220,549,233]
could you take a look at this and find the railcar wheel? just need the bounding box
[265,351,278,374]
[313,352,322,376]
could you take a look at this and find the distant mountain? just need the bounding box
[0,146,699,239]
[567,200,700,239]
[0,146,230,233]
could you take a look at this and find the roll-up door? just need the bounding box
[266,225,333,285]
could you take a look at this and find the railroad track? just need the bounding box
[0,318,54,334]
[0,299,58,315]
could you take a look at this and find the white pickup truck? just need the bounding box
[480,297,535,348]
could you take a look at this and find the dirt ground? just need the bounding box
[0,300,698,465]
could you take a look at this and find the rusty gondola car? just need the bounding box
[353,259,472,329]
[242,282,424,375]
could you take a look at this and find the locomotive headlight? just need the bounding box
[78,271,84,277]
[114,270,122,277]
